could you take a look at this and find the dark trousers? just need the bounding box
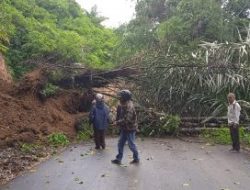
[116,130,139,161]
[94,128,105,149]
[229,124,240,151]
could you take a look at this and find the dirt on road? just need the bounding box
[1,138,250,190]
[0,68,94,184]
[0,70,77,148]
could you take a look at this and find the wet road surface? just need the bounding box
[1,138,250,190]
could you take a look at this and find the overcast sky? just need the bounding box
[75,0,136,28]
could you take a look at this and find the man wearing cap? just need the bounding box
[111,90,140,165]
[89,93,110,149]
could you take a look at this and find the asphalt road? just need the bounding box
[1,138,250,190]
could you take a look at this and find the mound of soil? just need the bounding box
[0,68,98,185]
[0,69,92,148]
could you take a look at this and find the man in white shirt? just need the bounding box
[227,93,241,152]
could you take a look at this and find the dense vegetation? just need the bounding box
[116,0,249,56]
[1,0,250,118]
[0,0,118,78]
[202,127,250,145]
[116,0,250,117]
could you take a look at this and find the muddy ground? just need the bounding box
[0,69,94,184]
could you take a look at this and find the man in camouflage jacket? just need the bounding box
[112,90,139,165]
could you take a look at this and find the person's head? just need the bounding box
[92,99,96,105]
[117,90,132,105]
[95,93,104,103]
[227,93,236,104]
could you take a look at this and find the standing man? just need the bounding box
[111,90,140,165]
[89,93,110,150]
[227,93,241,152]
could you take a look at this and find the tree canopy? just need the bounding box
[0,0,118,78]
[115,0,250,117]
[1,0,250,117]
[116,0,250,58]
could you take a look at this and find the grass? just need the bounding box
[20,143,40,154]
[75,119,93,142]
[201,127,250,146]
[76,131,92,141]
[40,83,59,98]
[48,133,69,147]
[140,115,181,137]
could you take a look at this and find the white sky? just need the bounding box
[76,0,136,28]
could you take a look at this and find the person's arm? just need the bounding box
[115,106,119,121]
[89,107,95,124]
[116,105,128,126]
[116,106,121,122]
[235,103,241,124]
[106,106,111,124]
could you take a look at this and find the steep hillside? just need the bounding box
[0,0,118,78]
[0,69,93,148]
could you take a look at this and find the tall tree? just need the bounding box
[0,0,119,78]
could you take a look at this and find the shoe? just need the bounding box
[229,148,240,153]
[95,146,100,150]
[130,159,140,164]
[229,148,235,152]
[111,159,121,165]
[101,146,105,150]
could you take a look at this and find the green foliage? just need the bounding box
[20,143,39,154]
[77,130,92,142]
[0,0,118,78]
[240,129,250,145]
[0,30,9,53]
[76,119,93,142]
[40,83,59,98]
[140,115,181,137]
[115,0,249,63]
[116,0,250,59]
[224,0,250,19]
[134,30,250,117]
[0,13,10,53]
[161,115,181,135]
[169,0,234,42]
[202,128,231,144]
[47,70,65,82]
[115,0,250,119]
[48,133,69,147]
[202,127,250,145]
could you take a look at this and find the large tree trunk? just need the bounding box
[56,67,138,89]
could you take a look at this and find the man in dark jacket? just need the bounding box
[89,93,110,149]
[111,90,139,165]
